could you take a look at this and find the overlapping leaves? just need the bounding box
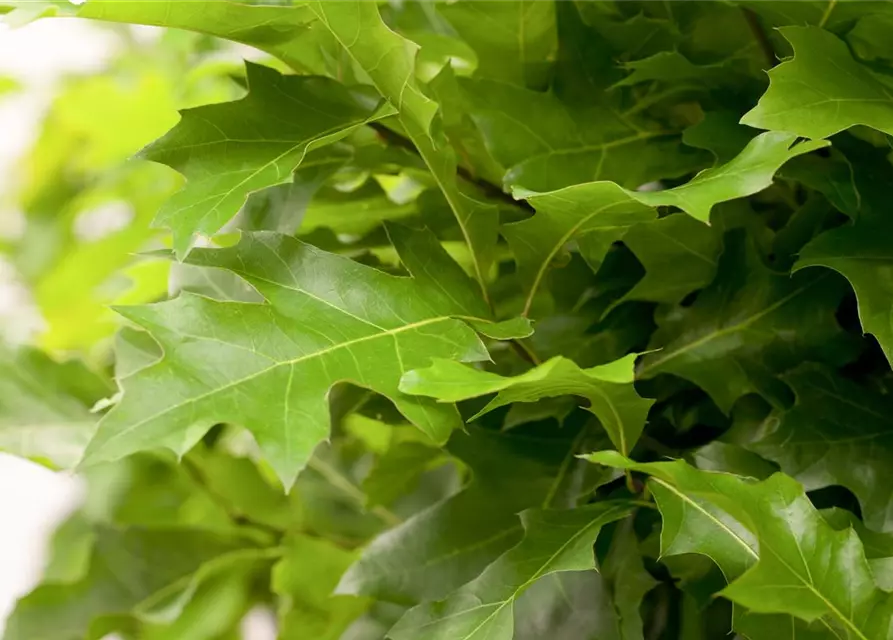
[85,225,522,486]
[7,0,893,639]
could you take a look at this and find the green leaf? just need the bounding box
[634,132,828,222]
[400,354,653,455]
[337,424,612,603]
[4,527,258,640]
[272,535,369,640]
[514,518,657,640]
[614,50,729,88]
[822,508,893,591]
[746,364,893,531]
[388,501,633,640]
[639,230,856,413]
[618,213,721,305]
[143,62,391,255]
[507,131,825,314]
[740,0,885,34]
[742,26,893,139]
[463,78,698,193]
[438,1,556,89]
[586,452,893,638]
[0,348,111,468]
[682,110,756,164]
[83,226,498,485]
[311,1,498,298]
[76,0,322,74]
[797,201,893,366]
[362,439,442,508]
[505,182,656,315]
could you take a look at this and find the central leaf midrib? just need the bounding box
[96,315,452,451]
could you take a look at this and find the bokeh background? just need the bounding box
[0,14,274,637]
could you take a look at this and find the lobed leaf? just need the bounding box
[84,226,513,486]
[586,452,893,638]
[388,501,634,640]
[400,354,652,455]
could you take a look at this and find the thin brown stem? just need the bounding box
[368,121,534,213]
[743,8,778,69]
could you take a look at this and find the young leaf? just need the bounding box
[742,26,893,138]
[400,354,653,455]
[633,132,828,222]
[83,227,501,486]
[76,1,322,73]
[388,501,634,640]
[143,62,391,255]
[586,452,893,638]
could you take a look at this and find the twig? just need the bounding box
[742,8,778,69]
[370,121,541,362]
[368,121,534,213]
[182,456,282,539]
[510,339,541,366]
[308,456,402,528]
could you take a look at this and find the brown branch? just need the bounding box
[368,121,534,213]
[743,8,778,69]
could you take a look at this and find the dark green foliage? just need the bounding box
[4,1,893,638]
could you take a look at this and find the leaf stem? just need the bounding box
[307,456,403,528]
[742,8,778,69]
[181,455,282,539]
[368,121,533,213]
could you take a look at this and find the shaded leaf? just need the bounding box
[272,535,369,640]
[618,213,721,305]
[388,501,634,640]
[4,527,259,640]
[0,348,111,468]
[747,364,893,531]
[514,518,657,640]
[639,230,855,412]
[338,424,611,603]
[438,1,556,89]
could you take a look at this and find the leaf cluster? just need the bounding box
[4,1,893,639]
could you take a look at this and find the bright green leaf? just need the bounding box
[400,354,653,455]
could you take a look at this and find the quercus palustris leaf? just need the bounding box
[84,226,527,486]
